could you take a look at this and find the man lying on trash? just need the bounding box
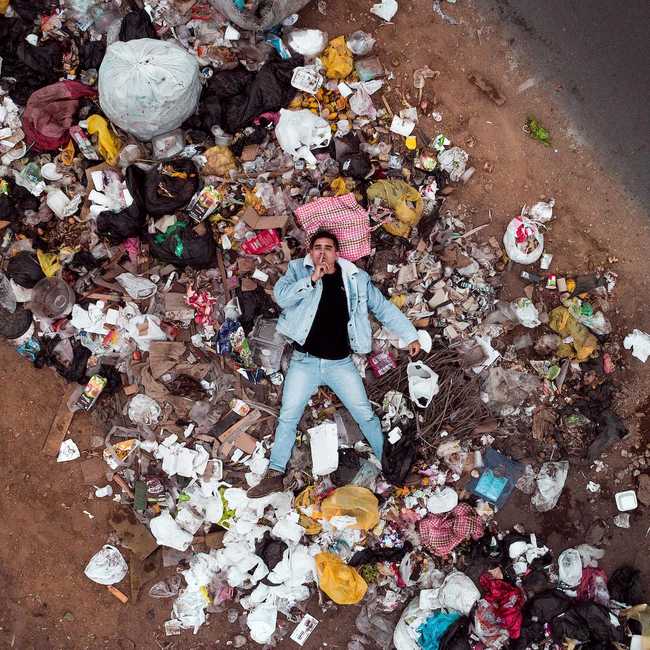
[248,229,421,497]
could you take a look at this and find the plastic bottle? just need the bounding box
[346,31,376,56]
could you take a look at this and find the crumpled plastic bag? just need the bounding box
[315,552,367,604]
[23,81,97,152]
[407,360,439,408]
[439,571,481,615]
[287,29,328,57]
[503,216,544,264]
[322,36,353,79]
[531,461,569,512]
[623,329,650,363]
[437,146,468,182]
[86,115,121,165]
[99,39,201,141]
[275,108,331,166]
[209,0,311,31]
[321,485,379,530]
[512,297,540,328]
[84,544,128,585]
[367,179,424,238]
[548,306,598,361]
[202,145,237,177]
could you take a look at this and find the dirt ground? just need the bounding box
[1,1,649,648]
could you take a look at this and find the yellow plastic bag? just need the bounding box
[36,249,61,277]
[322,36,353,80]
[367,179,424,238]
[295,486,322,535]
[203,146,237,177]
[321,486,379,530]
[548,306,598,361]
[86,115,121,166]
[315,552,367,604]
[0,0,10,15]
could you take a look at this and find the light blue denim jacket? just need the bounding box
[274,254,418,354]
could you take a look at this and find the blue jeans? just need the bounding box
[269,351,384,472]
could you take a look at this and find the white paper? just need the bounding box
[390,115,415,136]
[57,439,80,462]
[370,0,398,21]
[308,421,339,475]
[290,613,319,646]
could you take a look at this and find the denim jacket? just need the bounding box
[274,255,418,354]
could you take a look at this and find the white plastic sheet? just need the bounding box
[275,109,331,166]
[624,329,650,362]
[84,544,128,585]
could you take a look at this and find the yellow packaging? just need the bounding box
[321,485,379,530]
[86,115,121,166]
[315,552,367,605]
[322,36,353,80]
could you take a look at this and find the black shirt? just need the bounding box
[295,263,350,359]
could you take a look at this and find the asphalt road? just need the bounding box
[486,0,650,209]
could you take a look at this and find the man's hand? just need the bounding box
[408,340,421,357]
[311,258,333,283]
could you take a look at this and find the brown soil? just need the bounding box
[1,0,649,648]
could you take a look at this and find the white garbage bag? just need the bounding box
[503,216,544,264]
[407,361,439,409]
[99,39,201,141]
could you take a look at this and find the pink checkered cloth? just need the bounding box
[294,193,371,262]
[418,503,485,556]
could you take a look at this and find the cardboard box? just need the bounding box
[240,206,288,230]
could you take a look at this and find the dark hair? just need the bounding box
[309,229,340,251]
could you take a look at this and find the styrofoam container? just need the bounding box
[614,490,638,512]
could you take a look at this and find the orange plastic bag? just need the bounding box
[315,552,367,604]
[321,486,379,530]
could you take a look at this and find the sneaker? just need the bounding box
[247,470,285,498]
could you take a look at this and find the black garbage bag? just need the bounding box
[382,421,417,485]
[97,204,146,244]
[126,160,199,218]
[235,285,279,334]
[12,0,49,22]
[93,365,122,396]
[6,251,45,288]
[0,303,33,339]
[339,153,372,180]
[587,410,627,460]
[193,55,302,134]
[69,251,101,275]
[551,601,625,646]
[608,565,645,605]
[331,448,361,486]
[439,615,471,650]
[119,9,157,41]
[149,220,217,269]
[0,19,63,104]
[255,531,287,570]
[513,590,573,649]
[79,41,106,70]
[349,541,413,567]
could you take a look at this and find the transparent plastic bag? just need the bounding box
[149,574,183,598]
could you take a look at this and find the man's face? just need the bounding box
[310,237,338,267]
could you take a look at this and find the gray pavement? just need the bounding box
[485,0,650,209]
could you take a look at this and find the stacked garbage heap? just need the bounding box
[0,0,648,648]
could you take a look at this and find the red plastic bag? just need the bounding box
[23,81,97,152]
[241,229,281,255]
